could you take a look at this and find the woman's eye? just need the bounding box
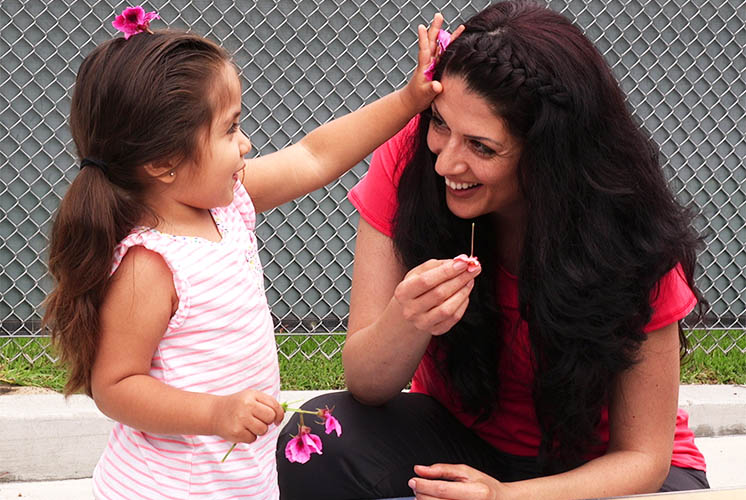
[470,140,495,156]
[228,122,240,134]
[431,114,448,130]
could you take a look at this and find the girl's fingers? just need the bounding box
[450,24,466,43]
[428,13,444,51]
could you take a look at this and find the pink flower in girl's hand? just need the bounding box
[454,254,481,272]
[112,6,159,39]
[319,407,342,437]
[285,425,323,464]
[424,29,453,81]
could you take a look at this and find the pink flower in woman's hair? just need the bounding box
[424,29,453,81]
[285,425,323,464]
[112,6,160,39]
[319,407,342,437]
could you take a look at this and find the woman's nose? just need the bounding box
[433,141,468,177]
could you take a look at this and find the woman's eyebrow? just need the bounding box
[432,103,505,149]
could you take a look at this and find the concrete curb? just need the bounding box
[0,386,743,482]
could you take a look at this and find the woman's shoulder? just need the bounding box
[645,263,697,333]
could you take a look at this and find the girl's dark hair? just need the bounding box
[44,31,231,396]
[393,0,706,471]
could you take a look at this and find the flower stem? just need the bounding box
[221,406,318,463]
[221,443,237,463]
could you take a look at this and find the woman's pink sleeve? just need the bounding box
[644,263,698,333]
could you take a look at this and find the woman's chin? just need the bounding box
[446,200,484,220]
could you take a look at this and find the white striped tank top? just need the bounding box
[93,182,281,499]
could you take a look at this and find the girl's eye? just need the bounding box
[228,122,240,134]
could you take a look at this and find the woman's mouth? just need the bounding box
[445,178,481,194]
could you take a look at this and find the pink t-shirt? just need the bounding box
[348,118,706,471]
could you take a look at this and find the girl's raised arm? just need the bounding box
[243,14,461,213]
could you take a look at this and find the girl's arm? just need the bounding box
[408,321,682,499]
[243,16,455,213]
[343,219,479,405]
[90,247,284,442]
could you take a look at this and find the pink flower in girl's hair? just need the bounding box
[424,29,453,81]
[285,425,323,464]
[112,6,159,39]
[319,407,342,437]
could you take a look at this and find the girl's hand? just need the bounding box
[410,464,511,500]
[401,13,466,112]
[393,256,480,336]
[210,389,285,444]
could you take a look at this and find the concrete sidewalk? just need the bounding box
[0,386,744,499]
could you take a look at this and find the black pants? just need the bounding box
[277,391,709,500]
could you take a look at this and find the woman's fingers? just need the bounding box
[410,464,496,500]
[395,260,479,333]
[428,289,471,336]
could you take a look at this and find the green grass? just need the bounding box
[2,331,745,392]
[680,330,746,385]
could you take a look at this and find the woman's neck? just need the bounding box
[492,209,526,275]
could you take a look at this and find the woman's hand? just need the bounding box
[394,256,480,335]
[210,389,284,443]
[401,14,465,112]
[409,464,511,500]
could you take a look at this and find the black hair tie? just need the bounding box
[80,158,107,171]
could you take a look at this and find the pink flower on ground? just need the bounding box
[424,29,453,81]
[285,425,323,464]
[112,6,160,39]
[319,407,342,437]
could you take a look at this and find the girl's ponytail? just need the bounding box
[43,31,230,396]
[44,165,145,396]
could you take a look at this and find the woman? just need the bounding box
[278,2,710,498]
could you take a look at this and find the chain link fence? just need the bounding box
[1,0,744,366]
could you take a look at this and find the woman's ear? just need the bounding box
[143,160,177,184]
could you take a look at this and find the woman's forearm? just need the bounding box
[504,449,670,499]
[343,298,432,405]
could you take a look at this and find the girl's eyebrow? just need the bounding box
[222,110,241,127]
[431,102,505,150]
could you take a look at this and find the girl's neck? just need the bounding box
[145,197,221,242]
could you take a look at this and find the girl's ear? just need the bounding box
[143,160,178,184]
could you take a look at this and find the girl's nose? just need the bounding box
[239,129,252,155]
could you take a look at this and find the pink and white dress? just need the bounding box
[93,182,281,499]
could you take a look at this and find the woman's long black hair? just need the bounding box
[392,0,706,472]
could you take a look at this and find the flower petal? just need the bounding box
[285,435,312,464]
[324,415,342,437]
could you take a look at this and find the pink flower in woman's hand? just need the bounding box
[454,254,481,272]
[112,6,159,39]
[319,407,342,437]
[424,29,453,81]
[285,425,323,464]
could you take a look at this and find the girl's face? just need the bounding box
[173,62,251,209]
[426,75,524,222]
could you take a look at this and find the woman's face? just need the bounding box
[426,75,524,222]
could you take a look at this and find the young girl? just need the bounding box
[43,7,449,499]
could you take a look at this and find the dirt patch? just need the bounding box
[0,382,58,395]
